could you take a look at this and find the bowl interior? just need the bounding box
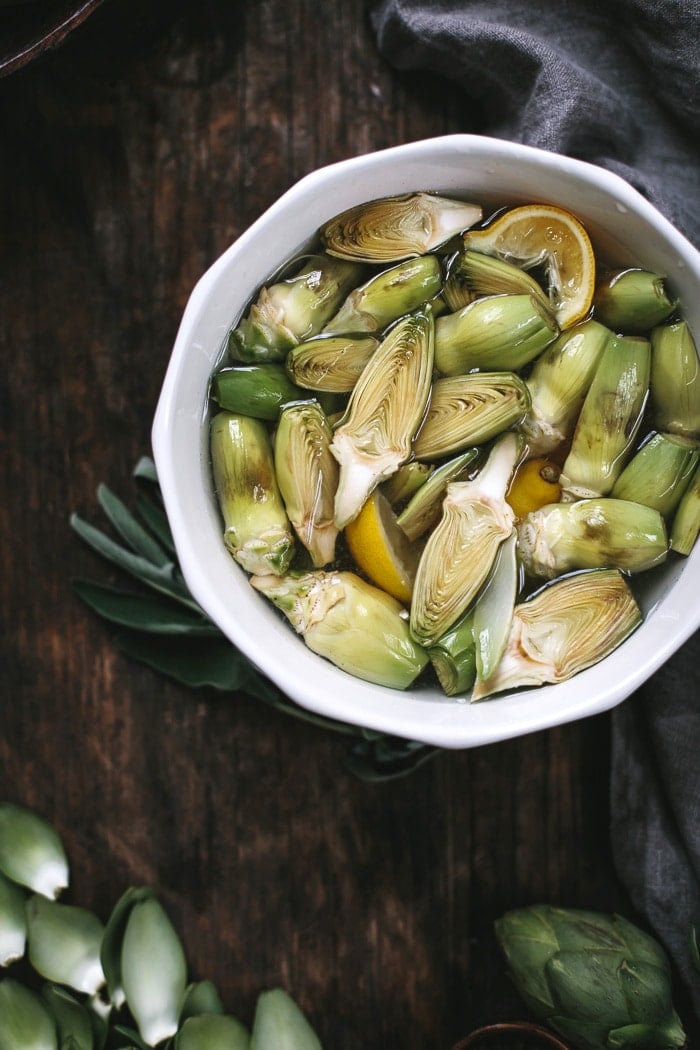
[152,135,700,749]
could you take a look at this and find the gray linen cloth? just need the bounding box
[371,0,700,1013]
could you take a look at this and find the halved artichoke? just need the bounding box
[322,255,442,335]
[286,334,379,392]
[471,569,642,700]
[330,308,435,528]
[321,192,482,262]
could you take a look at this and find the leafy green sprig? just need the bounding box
[70,459,438,782]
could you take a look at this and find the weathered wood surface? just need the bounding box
[1,1,696,1045]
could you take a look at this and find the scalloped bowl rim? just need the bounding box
[152,134,700,749]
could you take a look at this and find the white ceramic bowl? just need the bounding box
[152,134,700,749]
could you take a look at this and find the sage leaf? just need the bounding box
[134,495,176,556]
[97,484,170,567]
[344,734,438,782]
[72,580,220,637]
[132,457,158,484]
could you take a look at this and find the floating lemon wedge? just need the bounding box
[507,456,562,519]
[344,488,422,605]
[464,204,595,329]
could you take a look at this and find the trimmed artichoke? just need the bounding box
[274,400,339,567]
[211,364,302,420]
[517,498,668,579]
[434,293,559,375]
[210,411,295,576]
[522,320,612,456]
[0,870,26,966]
[330,308,434,528]
[25,895,105,995]
[427,611,477,698]
[559,334,651,500]
[286,334,379,393]
[650,320,700,438]
[120,897,188,1046]
[593,268,678,333]
[611,431,699,518]
[228,255,365,362]
[322,255,442,335]
[0,803,68,901]
[320,192,482,262]
[413,372,530,461]
[251,569,429,690]
[250,988,322,1050]
[397,449,479,541]
[453,248,551,311]
[670,461,700,555]
[0,980,58,1050]
[410,432,520,647]
[472,569,641,700]
[495,904,686,1050]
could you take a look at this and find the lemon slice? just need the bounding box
[506,456,562,519]
[465,204,595,329]
[344,488,422,605]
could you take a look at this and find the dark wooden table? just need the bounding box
[1,2,696,1046]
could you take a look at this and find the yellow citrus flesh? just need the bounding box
[507,457,562,519]
[344,488,422,605]
[465,204,595,329]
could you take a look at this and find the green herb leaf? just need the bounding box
[112,1026,150,1050]
[134,495,176,555]
[344,735,439,782]
[97,484,170,567]
[132,457,159,484]
[72,580,220,637]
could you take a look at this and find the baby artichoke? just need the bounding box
[330,308,434,528]
[251,570,429,689]
[229,254,365,362]
[611,431,699,518]
[472,569,641,700]
[650,320,700,438]
[413,372,530,461]
[210,411,295,576]
[274,400,339,567]
[285,334,379,392]
[495,904,686,1050]
[322,255,442,335]
[670,461,700,554]
[593,268,678,333]
[517,498,668,579]
[410,432,520,647]
[320,192,482,262]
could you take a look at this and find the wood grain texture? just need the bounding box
[0,0,697,1046]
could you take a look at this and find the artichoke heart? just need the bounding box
[330,309,435,529]
[321,192,482,263]
[251,570,429,690]
[410,432,520,647]
[210,411,295,576]
[322,255,442,336]
[472,569,642,700]
[650,320,700,438]
[274,400,339,567]
[517,498,668,579]
[228,255,365,362]
[286,334,379,392]
[559,334,650,500]
[434,293,559,375]
[413,372,530,461]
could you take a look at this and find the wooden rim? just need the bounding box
[452,1021,570,1050]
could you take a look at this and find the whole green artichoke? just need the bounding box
[494,905,686,1049]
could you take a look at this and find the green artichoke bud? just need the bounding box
[593,268,678,333]
[611,432,699,518]
[175,1014,250,1050]
[522,320,612,456]
[250,988,322,1050]
[0,803,68,901]
[410,432,520,647]
[670,462,700,555]
[41,986,94,1050]
[322,255,442,335]
[100,886,155,1009]
[650,320,700,439]
[210,411,295,576]
[26,895,105,996]
[472,569,641,700]
[229,255,365,362]
[434,294,559,375]
[120,897,188,1046]
[0,868,27,965]
[211,365,303,421]
[251,570,428,690]
[321,192,482,263]
[517,498,667,579]
[495,905,686,1050]
[274,401,339,567]
[413,372,530,461]
[0,980,57,1050]
[285,335,379,393]
[330,308,434,528]
[559,334,650,500]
